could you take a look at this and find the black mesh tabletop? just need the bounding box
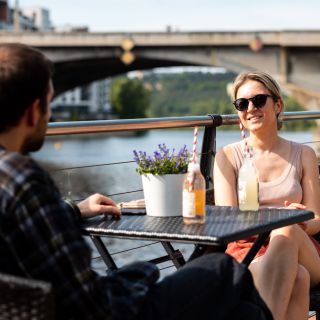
[82,206,314,246]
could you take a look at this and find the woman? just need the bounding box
[213,71,320,320]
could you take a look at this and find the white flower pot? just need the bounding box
[142,173,186,217]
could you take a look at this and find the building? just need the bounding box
[54,24,89,32]
[0,1,108,121]
[0,0,9,28]
[51,79,112,121]
[22,6,52,31]
[0,1,52,31]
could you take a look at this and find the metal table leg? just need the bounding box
[241,231,271,266]
[90,235,118,271]
[90,236,186,271]
[161,241,186,268]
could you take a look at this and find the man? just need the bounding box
[0,43,273,320]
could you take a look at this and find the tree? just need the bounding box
[111,77,150,119]
[282,96,316,130]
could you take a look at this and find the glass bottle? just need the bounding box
[238,154,259,211]
[182,162,206,224]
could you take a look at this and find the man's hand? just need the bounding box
[77,193,121,218]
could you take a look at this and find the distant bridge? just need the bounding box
[1,30,320,108]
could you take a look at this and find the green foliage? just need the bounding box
[143,71,235,117]
[70,111,80,121]
[111,71,313,131]
[281,96,316,130]
[111,77,127,112]
[111,77,150,119]
[133,144,190,175]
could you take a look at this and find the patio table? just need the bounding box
[81,205,314,270]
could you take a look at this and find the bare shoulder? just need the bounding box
[300,144,318,171]
[215,144,237,172]
[216,144,234,161]
[301,144,317,159]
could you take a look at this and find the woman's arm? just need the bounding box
[301,145,320,234]
[213,146,238,206]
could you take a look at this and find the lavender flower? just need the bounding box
[133,144,190,175]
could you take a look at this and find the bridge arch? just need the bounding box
[2,30,320,108]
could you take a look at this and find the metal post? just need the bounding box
[200,114,222,189]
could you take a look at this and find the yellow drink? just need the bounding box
[238,157,259,211]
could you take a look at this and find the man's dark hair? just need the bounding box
[0,43,54,132]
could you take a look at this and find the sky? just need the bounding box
[14,0,320,32]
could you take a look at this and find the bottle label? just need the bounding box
[183,191,196,218]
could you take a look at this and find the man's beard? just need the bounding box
[21,117,47,154]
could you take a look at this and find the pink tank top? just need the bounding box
[230,141,303,207]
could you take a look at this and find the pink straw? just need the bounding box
[192,126,198,163]
[239,122,251,157]
[187,126,198,192]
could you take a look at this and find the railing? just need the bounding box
[47,111,320,135]
[42,110,320,274]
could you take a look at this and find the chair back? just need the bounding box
[0,272,54,320]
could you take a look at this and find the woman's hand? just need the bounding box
[284,201,320,235]
[284,200,306,210]
[77,193,121,218]
[284,200,308,230]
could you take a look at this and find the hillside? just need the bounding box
[143,71,235,117]
[141,71,315,130]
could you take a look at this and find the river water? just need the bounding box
[33,128,317,167]
[31,128,318,276]
[32,128,317,201]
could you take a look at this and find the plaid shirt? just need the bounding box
[0,147,159,320]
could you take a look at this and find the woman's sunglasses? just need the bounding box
[233,94,273,111]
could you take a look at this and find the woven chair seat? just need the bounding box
[0,272,54,320]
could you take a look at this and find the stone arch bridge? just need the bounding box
[1,30,320,109]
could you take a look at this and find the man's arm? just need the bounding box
[1,167,111,319]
